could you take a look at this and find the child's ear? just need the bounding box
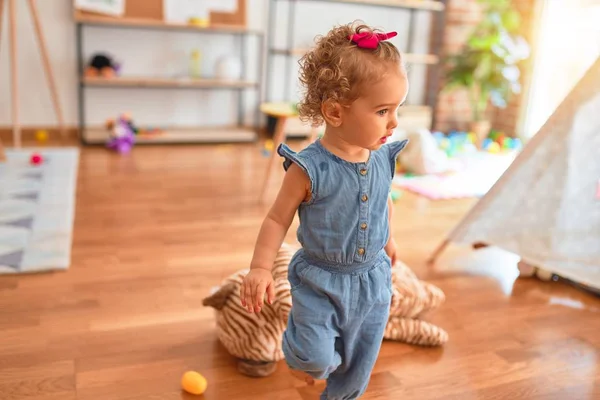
[321,99,342,127]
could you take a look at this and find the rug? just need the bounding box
[0,148,79,274]
[393,151,517,200]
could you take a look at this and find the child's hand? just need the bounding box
[240,268,275,313]
[385,238,398,265]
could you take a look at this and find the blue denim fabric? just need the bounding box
[277,139,407,265]
[277,139,408,399]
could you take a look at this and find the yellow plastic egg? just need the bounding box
[181,370,207,395]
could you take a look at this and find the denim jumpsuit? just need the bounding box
[277,138,408,400]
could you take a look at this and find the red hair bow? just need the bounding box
[349,31,397,49]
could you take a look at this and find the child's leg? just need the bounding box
[282,283,342,381]
[323,261,392,399]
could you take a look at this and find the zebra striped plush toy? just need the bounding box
[202,243,448,377]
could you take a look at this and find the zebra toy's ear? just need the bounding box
[202,282,236,310]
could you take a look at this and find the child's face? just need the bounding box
[341,67,408,150]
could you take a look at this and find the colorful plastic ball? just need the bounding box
[35,130,49,142]
[439,137,450,150]
[503,137,513,149]
[390,189,402,202]
[463,142,477,153]
[181,371,207,395]
[467,132,477,144]
[432,131,445,142]
[30,153,43,165]
[487,142,501,153]
[512,138,523,150]
[482,138,493,150]
[264,139,274,152]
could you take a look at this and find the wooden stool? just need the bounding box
[258,102,319,203]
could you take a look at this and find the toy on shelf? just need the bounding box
[215,55,242,80]
[85,53,121,78]
[188,17,209,27]
[189,49,202,78]
[105,113,164,151]
[105,114,135,153]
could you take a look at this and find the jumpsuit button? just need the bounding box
[358,248,365,255]
[360,168,367,176]
[360,223,367,230]
[361,194,368,202]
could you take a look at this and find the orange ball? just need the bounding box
[181,371,207,395]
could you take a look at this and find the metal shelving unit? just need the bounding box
[264,0,448,130]
[74,13,264,145]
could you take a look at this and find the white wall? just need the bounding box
[0,0,431,128]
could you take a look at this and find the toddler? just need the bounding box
[241,21,409,399]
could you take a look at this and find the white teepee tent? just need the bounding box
[430,57,600,291]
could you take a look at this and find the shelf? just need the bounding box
[284,0,445,11]
[83,126,257,144]
[82,76,258,89]
[74,12,264,35]
[270,48,439,64]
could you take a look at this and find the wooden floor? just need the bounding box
[1,140,599,400]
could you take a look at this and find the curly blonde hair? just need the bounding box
[297,21,405,126]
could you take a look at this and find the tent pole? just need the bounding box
[427,238,449,265]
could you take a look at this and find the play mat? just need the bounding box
[393,150,518,200]
[0,148,79,274]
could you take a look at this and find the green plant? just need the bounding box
[443,0,530,122]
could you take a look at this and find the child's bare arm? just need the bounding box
[241,163,310,313]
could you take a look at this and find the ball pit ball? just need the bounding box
[482,138,493,150]
[439,137,450,149]
[487,142,501,153]
[30,153,43,165]
[181,371,207,395]
[35,130,49,142]
[264,139,274,152]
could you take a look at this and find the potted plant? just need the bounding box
[443,0,530,147]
